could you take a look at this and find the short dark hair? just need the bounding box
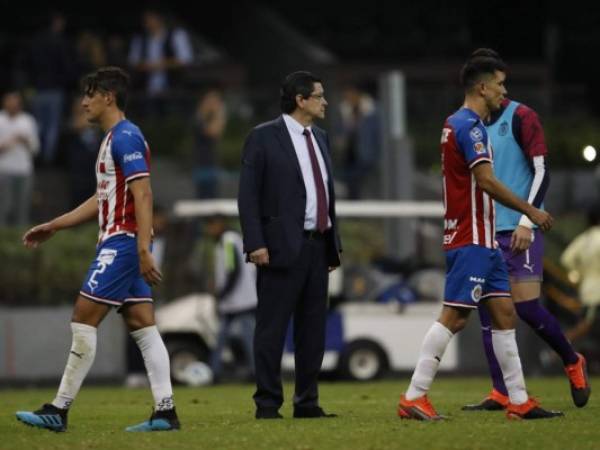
[280,71,322,114]
[460,48,507,91]
[81,66,130,111]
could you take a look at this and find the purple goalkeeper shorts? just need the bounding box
[496,229,544,282]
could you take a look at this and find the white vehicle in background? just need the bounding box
[156,279,457,384]
[159,198,450,383]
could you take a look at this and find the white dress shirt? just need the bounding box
[282,114,331,230]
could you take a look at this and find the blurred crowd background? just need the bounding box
[2,2,600,381]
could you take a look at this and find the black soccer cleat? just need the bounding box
[462,389,509,411]
[506,398,564,420]
[565,353,591,408]
[16,403,69,432]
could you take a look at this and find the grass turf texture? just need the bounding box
[2,377,598,450]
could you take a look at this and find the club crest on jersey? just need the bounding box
[473,142,486,154]
[471,284,483,302]
[123,151,143,163]
[469,127,483,142]
[499,121,509,136]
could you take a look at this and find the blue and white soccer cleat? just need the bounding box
[16,403,68,432]
[125,408,180,432]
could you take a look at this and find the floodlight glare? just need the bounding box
[583,145,597,162]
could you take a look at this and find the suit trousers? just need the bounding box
[253,235,329,409]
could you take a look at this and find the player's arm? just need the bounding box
[472,162,553,231]
[512,106,551,249]
[22,195,98,248]
[129,177,162,286]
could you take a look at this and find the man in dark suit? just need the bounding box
[238,71,342,419]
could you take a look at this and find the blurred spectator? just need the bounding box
[128,8,194,115]
[106,34,129,68]
[335,82,381,199]
[560,207,600,343]
[75,31,107,75]
[205,215,257,383]
[193,88,227,199]
[64,97,102,208]
[0,90,39,226]
[15,12,76,165]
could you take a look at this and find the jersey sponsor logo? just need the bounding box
[123,151,143,163]
[87,249,118,293]
[122,130,133,136]
[443,231,457,245]
[441,128,451,144]
[499,121,509,136]
[444,218,458,230]
[473,142,486,154]
[469,127,483,142]
[469,276,485,283]
[471,284,483,302]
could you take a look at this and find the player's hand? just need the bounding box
[510,226,533,252]
[249,247,269,266]
[22,222,56,248]
[527,208,553,232]
[139,250,163,286]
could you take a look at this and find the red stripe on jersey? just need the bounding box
[108,163,126,235]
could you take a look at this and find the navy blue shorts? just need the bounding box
[79,234,152,309]
[444,245,511,309]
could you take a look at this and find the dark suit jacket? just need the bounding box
[238,116,342,269]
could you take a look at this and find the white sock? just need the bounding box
[130,326,175,411]
[405,321,454,401]
[491,329,528,405]
[52,323,97,409]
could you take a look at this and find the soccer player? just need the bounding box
[15,67,180,432]
[462,49,590,411]
[397,52,563,420]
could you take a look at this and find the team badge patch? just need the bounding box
[473,142,486,154]
[471,284,483,302]
[469,127,483,142]
[499,121,509,136]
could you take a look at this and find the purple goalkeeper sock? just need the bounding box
[477,306,508,396]
[515,298,578,366]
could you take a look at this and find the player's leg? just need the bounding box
[15,296,110,432]
[398,305,470,420]
[512,282,590,407]
[122,297,179,431]
[461,304,509,410]
[399,246,482,420]
[483,248,563,419]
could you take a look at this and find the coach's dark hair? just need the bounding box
[280,71,322,114]
[460,48,507,91]
[81,66,130,110]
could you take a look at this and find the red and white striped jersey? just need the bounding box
[441,108,495,250]
[95,119,150,243]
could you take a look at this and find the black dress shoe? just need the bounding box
[255,407,283,419]
[293,406,337,418]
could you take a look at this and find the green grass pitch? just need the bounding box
[2,377,598,450]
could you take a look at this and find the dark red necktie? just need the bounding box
[302,129,328,232]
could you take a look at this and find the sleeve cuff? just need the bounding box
[518,215,534,229]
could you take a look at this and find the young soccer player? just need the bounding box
[462,49,590,412]
[397,51,563,421]
[16,67,180,432]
